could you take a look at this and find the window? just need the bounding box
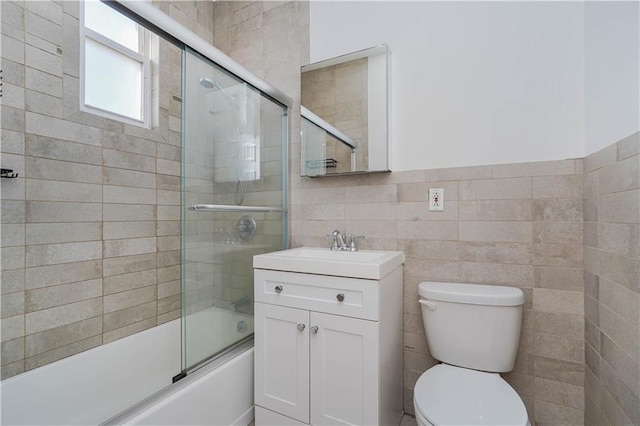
[80,0,151,127]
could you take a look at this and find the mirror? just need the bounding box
[301,45,391,177]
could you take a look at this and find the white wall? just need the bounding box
[584,1,640,155]
[309,1,586,171]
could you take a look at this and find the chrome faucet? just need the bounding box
[230,296,252,311]
[330,230,348,251]
[328,230,365,252]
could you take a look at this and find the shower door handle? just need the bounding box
[189,204,287,213]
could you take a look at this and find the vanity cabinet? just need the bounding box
[253,267,403,426]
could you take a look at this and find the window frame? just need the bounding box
[79,0,152,128]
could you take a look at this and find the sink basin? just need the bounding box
[253,247,405,279]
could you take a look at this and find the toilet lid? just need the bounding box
[414,364,529,426]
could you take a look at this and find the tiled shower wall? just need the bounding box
[583,132,640,425]
[0,0,214,379]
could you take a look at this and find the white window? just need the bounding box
[80,0,151,127]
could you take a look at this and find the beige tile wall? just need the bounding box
[291,161,586,423]
[0,0,214,379]
[3,2,637,425]
[583,132,640,426]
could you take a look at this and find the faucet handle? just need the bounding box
[349,235,365,251]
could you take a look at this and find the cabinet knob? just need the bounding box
[297,323,305,332]
[310,326,318,335]
[274,285,283,294]
[336,293,345,302]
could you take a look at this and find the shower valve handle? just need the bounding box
[275,285,283,293]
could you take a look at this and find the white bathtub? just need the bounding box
[112,344,254,426]
[0,307,255,426]
[184,304,254,368]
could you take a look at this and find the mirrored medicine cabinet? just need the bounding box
[300,45,391,177]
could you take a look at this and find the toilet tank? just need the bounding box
[419,281,524,373]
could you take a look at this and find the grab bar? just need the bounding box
[188,204,287,213]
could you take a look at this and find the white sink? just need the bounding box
[253,247,405,279]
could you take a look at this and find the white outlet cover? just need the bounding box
[429,188,444,211]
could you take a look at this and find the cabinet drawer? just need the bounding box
[254,269,379,321]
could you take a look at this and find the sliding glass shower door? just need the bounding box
[181,48,288,372]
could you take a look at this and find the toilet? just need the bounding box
[413,281,530,426]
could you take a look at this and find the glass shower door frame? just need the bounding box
[179,46,289,376]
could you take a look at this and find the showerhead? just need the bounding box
[200,76,237,107]
[200,77,232,99]
[200,76,244,135]
[200,77,215,89]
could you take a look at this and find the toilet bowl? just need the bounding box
[412,364,530,426]
[415,281,530,426]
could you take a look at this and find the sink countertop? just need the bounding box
[253,247,405,280]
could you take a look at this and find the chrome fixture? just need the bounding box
[237,216,257,241]
[329,230,348,251]
[230,296,252,311]
[349,235,365,251]
[189,204,286,213]
[328,230,365,252]
[199,77,215,89]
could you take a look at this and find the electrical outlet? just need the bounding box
[429,188,444,211]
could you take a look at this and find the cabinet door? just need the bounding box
[310,312,379,426]
[255,303,310,424]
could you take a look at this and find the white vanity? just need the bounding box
[252,247,404,426]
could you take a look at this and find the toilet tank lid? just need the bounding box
[419,281,524,306]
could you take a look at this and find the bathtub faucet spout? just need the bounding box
[230,296,252,311]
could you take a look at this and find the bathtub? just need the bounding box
[0,307,255,425]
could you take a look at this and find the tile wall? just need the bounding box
[1,2,637,425]
[291,161,587,423]
[0,0,214,379]
[583,132,640,425]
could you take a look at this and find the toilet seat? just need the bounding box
[413,364,529,426]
